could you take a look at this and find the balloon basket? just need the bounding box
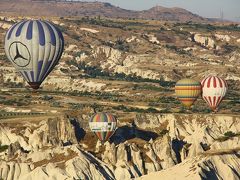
[211,107,218,114]
[28,82,41,90]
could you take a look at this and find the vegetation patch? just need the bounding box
[216,131,240,142]
[66,17,147,30]
[113,105,160,113]
[174,22,240,32]
[78,62,175,87]
[0,143,8,153]
[0,97,29,106]
[159,129,169,137]
[165,44,190,55]
[132,84,166,92]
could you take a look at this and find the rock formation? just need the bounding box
[0,113,239,180]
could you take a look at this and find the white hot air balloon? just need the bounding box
[4,20,64,89]
[201,76,228,112]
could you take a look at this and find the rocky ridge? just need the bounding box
[0,113,239,179]
[0,0,208,22]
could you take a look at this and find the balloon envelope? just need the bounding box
[89,112,117,143]
[4,20,64,89]
[201,76,228,111]
[175,78,202,107]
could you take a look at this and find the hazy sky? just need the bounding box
[83,0,240,22]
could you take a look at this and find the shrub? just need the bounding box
[0,54,8,61]
[0,143,8,152]
[159,129,169,136]
[175,22,240,32]
[216,136,229,142]
[41,95,53,101]
[66,59,78,67]
[133,84,164,91]
[51,102,62,107]
[158,96,180,104]
[78,62,175,86]
[216,131,240,142]
[224,131,236,137]
[165,44,189,55]
[179,106,187,113]
[60,68,68,73]
[222,44,238,54]
[114,38,129,52]
[113,105,160,113]
[159,108,171,113]
[146,107,159,113]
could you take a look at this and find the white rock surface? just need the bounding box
[0,114,239,180]
[215,34,231,42]
[80,27,99,33]
[193,34,215,49]
[0,21,12,29]
[137,154,240,180]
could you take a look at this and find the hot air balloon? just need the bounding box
[4,20,64,89]
[201,76,228,112]
[175,78,202,108]
[89,112,117,143]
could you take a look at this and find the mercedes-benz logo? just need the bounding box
[9,41,31,67]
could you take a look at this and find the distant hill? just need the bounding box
[137,6,207,22]
[0,0,209,22]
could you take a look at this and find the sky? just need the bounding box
[81,0,240,22]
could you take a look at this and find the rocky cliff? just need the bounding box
[0,113,239,180]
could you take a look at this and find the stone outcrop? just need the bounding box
[0,116,84,152]
[92,46,161,80]
[0,113,240,180]
[137,154,240,180]
[215,34,231,42]
[0,146,115,180]
[192,34,215,49]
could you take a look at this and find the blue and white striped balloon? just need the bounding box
[4,20,64,89]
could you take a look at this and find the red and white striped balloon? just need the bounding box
[201,76,228,111]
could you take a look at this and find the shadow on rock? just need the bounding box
[172,139,186,163]
[81,150,115,180]
[110,125,159,145]
[69,118,86,142]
